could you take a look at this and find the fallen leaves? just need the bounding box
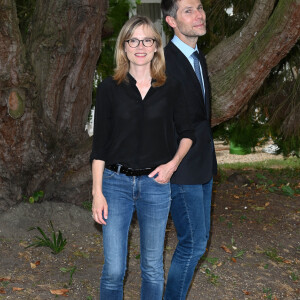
[30,260,41,269]
[50,288,69,296]
[221,245,232,254]
[12,287,24,291]
[0,276,11,282]
[0,288,5,294]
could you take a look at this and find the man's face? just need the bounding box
[166,0,206,47]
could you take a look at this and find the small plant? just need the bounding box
[227,221,233,228]
[205,268,219,285]
[204,257,219,265]
[290,272,299,282]
[234,250,245,259]
[60,266,77,285]
[262,287,273,299]
[264,248,283,263]
[281,185,295,196]
[26,221,67,254]
[25,190,44,203]
[82,201,92,211]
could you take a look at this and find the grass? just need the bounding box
[219,157,299,170]
[217,157,300,196]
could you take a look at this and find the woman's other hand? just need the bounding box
[92,192,108,225]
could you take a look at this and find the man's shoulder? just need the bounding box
[164,41,180,57]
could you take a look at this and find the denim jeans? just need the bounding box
[100,168,171,300]
[164,178,213,300]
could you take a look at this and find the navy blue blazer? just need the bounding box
[165,41,217,184]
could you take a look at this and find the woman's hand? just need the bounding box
[92,192,108,225]
[148,160,178,184]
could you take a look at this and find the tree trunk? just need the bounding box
[0,0,108,211]
[0,0,299,210]
[208,0,300,125]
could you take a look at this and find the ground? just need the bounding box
[0,150,299,300]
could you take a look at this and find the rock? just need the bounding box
[0,201,100,239]
[227,172,250,185]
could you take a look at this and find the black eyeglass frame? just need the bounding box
[125,38,156,48]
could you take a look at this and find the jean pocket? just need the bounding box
[149,174,169,185]
[103,168,117,179]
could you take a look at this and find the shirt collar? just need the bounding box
[127,72,156,85]
[171,35,198,60]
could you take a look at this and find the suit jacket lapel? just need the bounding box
[198,50,210,119]
[167,43,206,107]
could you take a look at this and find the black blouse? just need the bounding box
[90,73,194,169]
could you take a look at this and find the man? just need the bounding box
[161,0,217,299]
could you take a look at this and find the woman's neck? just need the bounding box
[129,66,152,83]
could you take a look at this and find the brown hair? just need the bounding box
[113,15,166,87]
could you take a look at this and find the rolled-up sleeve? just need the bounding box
[173,82,195,144]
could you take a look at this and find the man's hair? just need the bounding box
[161,0,179,19]
[113,15,166,87]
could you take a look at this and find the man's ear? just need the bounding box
[165,16,176,29]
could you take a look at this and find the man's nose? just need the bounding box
[196,9,205,20]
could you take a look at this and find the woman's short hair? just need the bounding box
[113,15,166,87]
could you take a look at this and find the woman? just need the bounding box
[90,16,194,300]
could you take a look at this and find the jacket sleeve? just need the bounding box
[172,79,195,144]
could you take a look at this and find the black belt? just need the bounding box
[106,164,156,176]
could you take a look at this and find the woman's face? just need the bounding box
[124,25,157,70]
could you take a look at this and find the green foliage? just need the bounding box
[248,41,300,157]
[204,267,219,285]
[28,190,44,204]
[60,266,77,285]
[264,248,284,263]
[262,287,273,300]
[96,0,132,78]
[213,112,267,150]
[82,201,92,211]
[26,221,67,254]
[281,185,295,197]
[92,0,133,107]
[290,272,299,282]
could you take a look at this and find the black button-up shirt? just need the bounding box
[90,73,194,169]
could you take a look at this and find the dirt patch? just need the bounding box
[0,169,299,300]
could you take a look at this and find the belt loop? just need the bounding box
[117,164,122,174]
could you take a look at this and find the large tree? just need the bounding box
[0,0,299,210]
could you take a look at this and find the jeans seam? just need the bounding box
[178,187,194,300]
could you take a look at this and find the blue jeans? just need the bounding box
[100,168,171,300]
[164,179,213,300]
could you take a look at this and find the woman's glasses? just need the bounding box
[125,38,156,48]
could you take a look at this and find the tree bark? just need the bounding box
[209,0,300,126]
[0,0,108,211]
